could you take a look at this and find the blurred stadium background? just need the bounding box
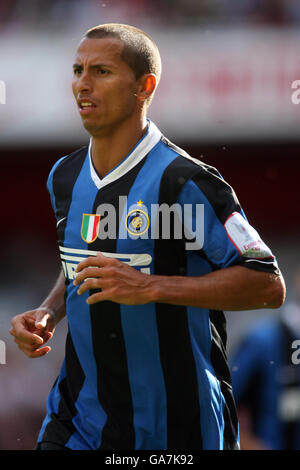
[1,0,300,450]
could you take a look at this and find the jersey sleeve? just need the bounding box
[177,164,279,274]
[46,155,67,216]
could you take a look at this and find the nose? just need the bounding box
[75,71,93,94]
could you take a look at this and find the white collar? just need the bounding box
[88,120,162,190]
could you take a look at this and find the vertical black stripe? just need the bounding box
[154,156,203,449]
[89,159,147,450]
[191,168,241,225]
[41,147,88,446]
[41,331,85,445]
[52,147,88,244]
[209,310,239,449]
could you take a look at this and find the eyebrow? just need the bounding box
[72,62,115,70]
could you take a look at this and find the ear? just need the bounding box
[136,74,157,102]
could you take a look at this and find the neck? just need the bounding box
[90,115,148,178]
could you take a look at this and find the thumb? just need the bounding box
[35,308,51,329]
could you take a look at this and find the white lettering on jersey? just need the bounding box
[59,245,152,280]
[224,212,273,259]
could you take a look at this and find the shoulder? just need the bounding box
[159,135,219,176]
[158,136,240,216]
[46,145,88,197]
[158,135,226,190]
[48,145,88,178]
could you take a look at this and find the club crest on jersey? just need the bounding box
[81,213,100,243]
[125,209,149,236]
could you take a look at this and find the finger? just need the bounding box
[13,335,51,355]
[23,346,52,358]
[73,267,103,286]
[35,313,51,330]
[14,338,41,353]
[86,290,110,304]
[11,315,35,334]
[33,331,53,344]
[76,277,108,295]
[42,331,53,342]
[13,333,44,347]
[75,252,113,273]
[10,327,44,346]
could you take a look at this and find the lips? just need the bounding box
[77,98,97,115]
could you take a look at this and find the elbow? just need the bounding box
[266,273,286,309]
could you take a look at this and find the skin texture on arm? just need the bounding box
[74,252,286,311]
[10,269,66,358]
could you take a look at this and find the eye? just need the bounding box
[97,68,109,75]
[73,67,82,76]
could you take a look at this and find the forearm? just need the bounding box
[149,265,285,311]
[39,269,66,325]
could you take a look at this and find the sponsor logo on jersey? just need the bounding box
[224,211,273,259]
[59,245,152,280]
[81,214,100,243]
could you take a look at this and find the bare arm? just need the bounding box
[148,265,285,311]
[38,268,66,325]
[74,253,285,311]
[10,269,66,358]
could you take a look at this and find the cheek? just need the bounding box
[72,81,77,98]
[111,81,136,108]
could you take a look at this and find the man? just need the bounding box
[10,24,285,451]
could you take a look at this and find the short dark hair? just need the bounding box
[84,23,161,102]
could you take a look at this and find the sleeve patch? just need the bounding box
[224,212,273,259]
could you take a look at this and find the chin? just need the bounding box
[82,120,103,136]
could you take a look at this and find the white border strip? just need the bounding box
[88,120,162,190]
[59,245,152,266]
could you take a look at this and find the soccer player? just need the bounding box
[10,24,285,451]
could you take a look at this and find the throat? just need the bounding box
[89,123,148,179]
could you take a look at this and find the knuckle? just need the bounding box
[91,278,100,289]
[108,257,118,267]
[108,266,118,276]
[110,285,118,295]
[83,278,97,290]
[108,279,116,288]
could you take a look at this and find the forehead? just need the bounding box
[75,37,126,67]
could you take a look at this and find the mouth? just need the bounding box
[77,99,97,115]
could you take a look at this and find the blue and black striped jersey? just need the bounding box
[37,120,278,450]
